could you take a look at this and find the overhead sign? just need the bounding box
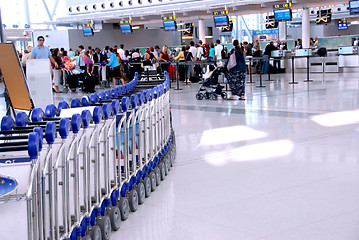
[120,20,132,24]
[213,10,229,15]
[162,15,176,21]
[252,29,279,35]
[273,2,292,9]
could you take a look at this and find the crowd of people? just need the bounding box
[24,35,327,100]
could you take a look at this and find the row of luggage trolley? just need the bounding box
[0,72,176,240]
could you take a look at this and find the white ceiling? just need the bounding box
[55,0,351,25]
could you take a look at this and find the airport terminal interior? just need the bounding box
[1,0,359,239]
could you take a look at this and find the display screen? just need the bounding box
[350,0,359,14]
[213,15,229,27]
[163,21,177,31]
[274,9,292,21]
[120,24,132,34]
[82,27,94,37]
[338,21,348,30]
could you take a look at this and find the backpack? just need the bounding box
[221,46,229,59]
[202,44,210,58]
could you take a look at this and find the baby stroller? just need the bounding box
[196,66,227,100]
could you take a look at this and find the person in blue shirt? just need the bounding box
[208,43,215,61]
[30,36,58,68]
[107,48,122,88]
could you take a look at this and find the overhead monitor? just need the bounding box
[213,15,229,27]
[120,24,133,34]
[82,27,94,37]
[163,20,177,31]
[350,0,359,14]
[338,20,348,30]
[274,8,292,21]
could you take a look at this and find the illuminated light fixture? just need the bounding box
[182,36,193,39]
[177,23,185,26]
[199,125,267,146]
[93,30,101,32]
[132,26,140,29]
[311,110,359,127]
[205,36,213,39]
[204,140,294,166]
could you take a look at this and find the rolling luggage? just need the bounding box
[67,73,79,91]
[170,65,176,80]
[82,74,96,93]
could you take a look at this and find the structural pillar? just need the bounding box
[0,6,4,43]
[302,8,310,48]
[198,19,206,43]
[237,16,242,43]
[23,0,31,28]
[278,21,287,40]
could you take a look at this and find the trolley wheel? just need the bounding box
[89,225,102,240]
[63,87,69,93]
[144,176,152,197]
[128,189,139,212]
[71,88,77,92]
[196,93,204,100]
[159,163,166,180]
[149,171,157,192]
[221,92,227,99]
[137,182,146,205]
[204,92,211,99]
[109,206,121,231]
[211,93,218,100]
[155,167,161,186]
[117,197,130,220]
[164,161,169,176]
[96,216,111,240]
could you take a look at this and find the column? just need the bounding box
[237,16,242,42]
[302,8,310,48]
[278,21,287,40]
[0,6,4,43]
[23,0,31,28]
[198,19,206,43]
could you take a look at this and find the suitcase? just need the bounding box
[67,73,79,91]
[170,65,176,80]
[82,74,96,93]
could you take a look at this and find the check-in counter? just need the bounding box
[324,52,339,73]
[294,49,312,69]
[338,46,359,68]
[310,57,323,73]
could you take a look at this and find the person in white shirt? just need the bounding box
[118,44,126,60]
[189,41,197,61]
[196,40,206,61]
[214,39,223,67]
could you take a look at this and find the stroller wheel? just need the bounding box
[196,93,204,100]
[63,87,69,93]
[211,93,218,100]
[221,92,227,99]
[204,92,211,99]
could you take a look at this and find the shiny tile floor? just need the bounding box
[3,71,359,239]
[113,72,359,240]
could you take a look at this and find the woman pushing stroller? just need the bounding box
[224,40,246,100]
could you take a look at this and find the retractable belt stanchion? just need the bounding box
[304,55,313,82]
[247,58,254,84]
[257,58,265,88]
[174,62,182,91]
[289,56,298,84]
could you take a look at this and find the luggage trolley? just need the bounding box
[0,116,44,240]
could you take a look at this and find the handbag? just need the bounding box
[226,50,237,71]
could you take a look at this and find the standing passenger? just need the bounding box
[225,40,246,100]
